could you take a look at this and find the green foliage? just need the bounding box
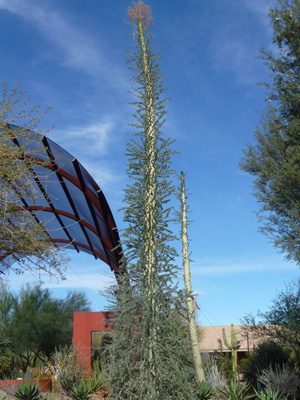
[258,363,300,397]
[69,382,91,400]
[0,390,7,400]
[255,388,284,400]
[242,277,300,369]
[0,337,13,378]
[195,381,215,400]
[239,0,300,263]
[14,381,43,400]
[242,340,291,390]
[0,282,90,372]
[0,77,68,277]
[217,378,254,400]
[106,2,197,399]
[51,345,88,395]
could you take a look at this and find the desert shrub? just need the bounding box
[85,360,107,393]
[0,390,7,400]
[204,354,225,390]
[258,363,300,398]
[51,345,87,395]
[242,340,291,390]
[217,378,254,400]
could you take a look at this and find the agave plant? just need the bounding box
[69,382,91,400]
[195,381,215,400]
[217,378,254,400]
[14,381,43,400]
[254,388,284,400]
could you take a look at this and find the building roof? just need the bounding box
[0,124,123,279]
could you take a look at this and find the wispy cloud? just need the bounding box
[49,119,126,192]
[82,163,125,194]
[211,36,259,85]
[51,120,116,157]
[3,265,115,291]
[210,0,275,85]
[0,0,127,88]
[244,0,275,26]
[43,273,114,290]
[191,255,298,276]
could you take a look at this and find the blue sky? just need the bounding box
[0,0,298,326]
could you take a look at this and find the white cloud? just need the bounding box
[51,120,115,157]
[82,163,124,192]
[43,273,114,291]
[191,255,298,276]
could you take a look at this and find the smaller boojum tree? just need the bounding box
[179,171,205,383]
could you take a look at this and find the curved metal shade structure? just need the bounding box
[1,124,123,278]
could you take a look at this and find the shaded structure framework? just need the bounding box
[0,124,124,279]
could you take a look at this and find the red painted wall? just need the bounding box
[0,379,51,393]
[73,311,113,370]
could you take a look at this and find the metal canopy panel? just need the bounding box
[1,124,123,277]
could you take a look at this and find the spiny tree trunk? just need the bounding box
[137,16,159,384]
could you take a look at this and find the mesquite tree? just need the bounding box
[0,78,67,278]
[240,0,300,263]
[106,2,196,399]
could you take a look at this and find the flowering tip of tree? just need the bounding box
[127,0,153,30]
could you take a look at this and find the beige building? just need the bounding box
[198,325,263,361]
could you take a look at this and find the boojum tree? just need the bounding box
[106,2,197,399]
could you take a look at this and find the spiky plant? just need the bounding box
[14,381,43,400]
[106,1,196,399]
